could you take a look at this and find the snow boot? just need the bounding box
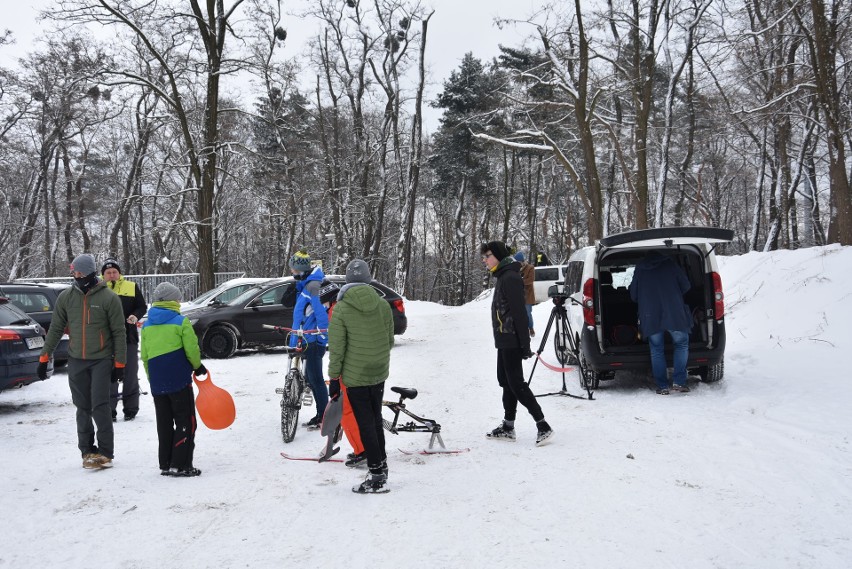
[353,467,389,494]
[671,384,690,393]
[345,452,368,468]
[486,421,516,442]
[535,421,554,447]
[304,415,322,430]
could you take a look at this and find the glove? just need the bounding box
[37,361,49,380]
[328,377,341,401]
[522,347,535,360]
[111,366,125,383]
[194,364,208,378]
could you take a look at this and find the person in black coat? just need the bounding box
[102,259,148,420]
[480,241,554,446]
[629,251,693,394]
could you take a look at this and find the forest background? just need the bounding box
[1,0,851,305]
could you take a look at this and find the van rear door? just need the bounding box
[598,227,734,251]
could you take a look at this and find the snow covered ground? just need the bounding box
[2,245,850,568]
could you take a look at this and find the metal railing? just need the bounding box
[17,272,246,302]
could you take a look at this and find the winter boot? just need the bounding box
[486,421,516,442]
[167,467,201,477]
[353,466,389,494]
[535,420,554,447]
[304,415,322,430]
[345,452,368,468]
[671,384,690,393]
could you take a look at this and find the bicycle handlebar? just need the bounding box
[262,325,328,336]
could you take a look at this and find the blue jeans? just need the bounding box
[525,305,534,330]
[304,343,328,419]
[647,330,689,389]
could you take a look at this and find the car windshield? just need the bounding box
[188,287,221,305]
[228,285,266,306]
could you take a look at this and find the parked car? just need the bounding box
[180,277,271,313]
[0,296,53,391]
[533,265,568,304]
[184,275,407,358]
[0,282,71,366]
[559,226,733,389]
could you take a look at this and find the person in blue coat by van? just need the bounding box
[629,251,693,395]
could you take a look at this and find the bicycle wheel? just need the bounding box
[280,370,302,443]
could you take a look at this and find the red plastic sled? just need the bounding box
[193,371,236,430]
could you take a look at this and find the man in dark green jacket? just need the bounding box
[38,253,127,469]
[328,259,393,494]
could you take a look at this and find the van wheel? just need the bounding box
[579,351,601,390]
[203,326,238,359]
[698,360,724,383]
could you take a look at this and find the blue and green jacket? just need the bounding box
[141,301,202,395]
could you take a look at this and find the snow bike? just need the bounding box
[382,386,451,451]
[266,326,325,443]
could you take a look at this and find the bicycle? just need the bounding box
[265,326,325,443]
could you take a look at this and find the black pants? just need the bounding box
[347,382,387,471]
[152,385,197,471]
[497,348,544,423]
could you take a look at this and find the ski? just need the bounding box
[398,447,470,456]
[280,451,343,463]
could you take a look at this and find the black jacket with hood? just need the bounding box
[490,259,531,350]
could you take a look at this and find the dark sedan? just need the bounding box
[184,275,407,358]
[0,282,71,366]
[0,297,53,391]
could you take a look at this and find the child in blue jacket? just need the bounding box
[288,250,330,428]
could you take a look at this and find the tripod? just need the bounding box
[526,295,594,400]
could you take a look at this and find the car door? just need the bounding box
[240,282,296,342]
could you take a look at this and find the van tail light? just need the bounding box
[392,299,405,314]
[0,328,22,341]
[582,278,596,326]
[711,272,724,320]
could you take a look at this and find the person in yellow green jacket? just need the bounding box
[141,282,207,477]
[37,253,127,470]
[101,258,147,421]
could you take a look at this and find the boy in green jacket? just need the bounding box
[328,259,394,494]
[141,282,207,477]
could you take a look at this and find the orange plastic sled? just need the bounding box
[193,371,236,430]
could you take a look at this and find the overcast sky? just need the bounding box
[1,0,550,130]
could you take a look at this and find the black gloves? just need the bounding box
[37,361,49,380]
[111,366,125,383]
[194,364,208,378]
[328,377,341,401]
[522,347,535,360]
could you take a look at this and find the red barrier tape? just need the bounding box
[536,354,577,374]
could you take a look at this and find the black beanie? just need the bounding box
[101,258,121,274]
[484,241,511,261]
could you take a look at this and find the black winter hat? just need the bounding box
[483,241,511,261]
[101,258,121,274]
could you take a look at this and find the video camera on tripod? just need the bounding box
[526,283,595,400]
